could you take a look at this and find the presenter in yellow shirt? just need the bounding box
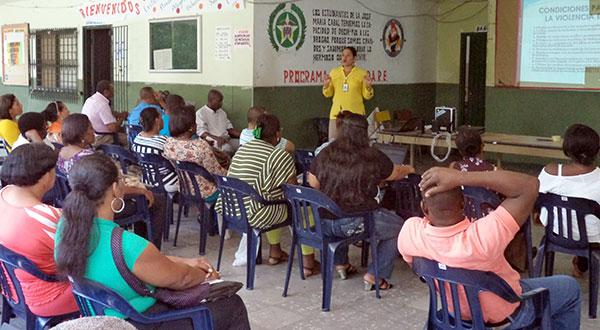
[323,46,374,140]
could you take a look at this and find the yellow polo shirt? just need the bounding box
[323,66,374,119]
[0,119,20,152]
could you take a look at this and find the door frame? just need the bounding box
[82,25,113,102]
[459,31,487,127]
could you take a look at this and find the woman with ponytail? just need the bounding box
[0,143,78,317]
[42,100,70,144]
[55,154,250,330]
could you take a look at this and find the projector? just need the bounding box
[432,107,457,133]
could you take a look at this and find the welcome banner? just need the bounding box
[79,0,245,25]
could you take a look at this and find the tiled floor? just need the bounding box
[1,156,599,329]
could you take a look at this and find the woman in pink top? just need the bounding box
[0,143,78,316]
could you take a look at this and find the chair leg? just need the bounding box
[544,251,555,277]
[370,239,381,299]
[297,239,306,281]
[589,251,599,318]
[246,231,259,290]
[163,194,174,242]
[216,221,228,271]
[533,241,546,277]
[256,235,263,265]
[361,241,370,268]
[25,311,35,330]
[1,297,12,324]
[322,244,336,311]
[198,206,208,256]
[173,202,184,247]
[283,234,297,297]
[524,219,534,278]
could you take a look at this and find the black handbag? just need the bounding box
[110,227,241,308]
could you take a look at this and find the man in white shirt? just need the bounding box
[196,89,240,154]
[81,80,128,146]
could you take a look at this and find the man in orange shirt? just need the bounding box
[398,168,581,329]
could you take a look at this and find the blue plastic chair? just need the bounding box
[114,194,154,245]
[392,173,423,219]
[295,149,315,187]
[68,276,213,329]
[172,161,216,255]
[98,144,138,174]
[213,175,291,290]
[533,192,600,318]
[412,257,551,330]
[41,171,70,208]
[0,245,79,330]
[136,152,178,242]
[126,125,143,149]
[462,186,535,278]
[281,184,380,311]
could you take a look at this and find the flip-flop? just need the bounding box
[267,251,289,265]
[363,278,394,291]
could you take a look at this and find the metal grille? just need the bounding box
[112,26,128,112]
[29,29,78,102]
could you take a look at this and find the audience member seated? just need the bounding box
[239,106,295,153]
[398,168,581,328]
[308,112,413,289]
[196,89,240,155]
[219,114,301,269]
[42,101,70,144]
[12,112,54,150]
[57,114,163,248]
[314,111,348,156]
[450,127,496,171]
[0,143,79,317]
[132,108,179,193]
[81,80,128,146]
[160,94,185,137]
[539,123,600,277]
[55,154,250,330]
[0,94,24,152]
[164,106,227,204]
[128,87,165,126]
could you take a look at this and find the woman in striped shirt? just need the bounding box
[132,108,178,193]
[223,114,298,266]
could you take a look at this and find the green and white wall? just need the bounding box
[2,0,600,151]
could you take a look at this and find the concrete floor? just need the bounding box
[2,153,599,329]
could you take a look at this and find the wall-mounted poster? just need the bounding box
[1,23,29,86]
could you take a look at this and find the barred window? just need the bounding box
[29,29,78,102]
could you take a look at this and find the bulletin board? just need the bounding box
[149,17,201,71]
[1,23,29,86]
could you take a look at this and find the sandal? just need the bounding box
[336,264,358,280]
[267,251,288,265]
[363,278,394,291]
[303,262,321,278]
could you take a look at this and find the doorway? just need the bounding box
[83,26,112,100]
[459,32,487,127]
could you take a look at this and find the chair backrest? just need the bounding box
[0,244,59,319]
[98,144,138,174]
[462,186,502,221]
[174,161,215,204]
[393,174,423,218]
[412,257,520,329]
[214,175,271,229]
[42,171,71,208]
[295,149,315,186]
[68,276,146,318]
[136,153,174,191]
[536,192,600,250]
[126,125,143,148]
[282,184,359,244]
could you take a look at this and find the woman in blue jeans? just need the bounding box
[308,111,414,290]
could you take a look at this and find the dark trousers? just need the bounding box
[131,294,250,330]
[116,193,166,249]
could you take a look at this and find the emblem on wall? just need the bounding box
[268,3,306,51]
[382,19,405,57]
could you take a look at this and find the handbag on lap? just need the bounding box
[110,227,242,308]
